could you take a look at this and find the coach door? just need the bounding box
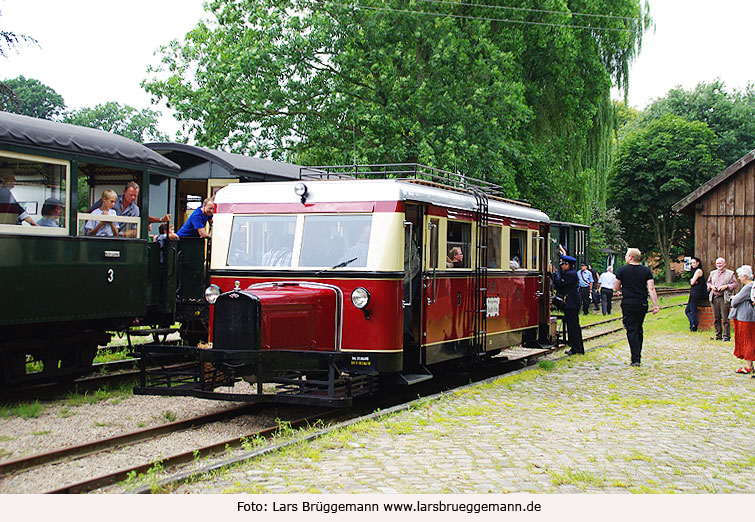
[402,204,423,370]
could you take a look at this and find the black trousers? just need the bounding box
[600,288,613,315]
[685,297,702,329]
[622,303,648,364]
[579,287,591,315]
[564,308,584,353]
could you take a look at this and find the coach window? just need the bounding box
[446,220,470,269]
[0,152,68,235]
[487,226,502,269]
[509,229,527,270]
[227,215,297,267]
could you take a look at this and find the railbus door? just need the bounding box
[402,203,423,371]
[538,223,552,345]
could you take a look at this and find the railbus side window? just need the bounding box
[530,230,539,270]
[509,229,527,270]
[0,153,68,235]
[446,220,470,269]
[428,218,439,269]
[487,226,502,269]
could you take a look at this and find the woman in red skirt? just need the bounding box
[729,265,755,373]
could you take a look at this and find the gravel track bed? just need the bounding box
[0,392,304,493]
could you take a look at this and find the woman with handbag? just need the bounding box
[729,265,755,374]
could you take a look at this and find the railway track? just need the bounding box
[0,298,685,493]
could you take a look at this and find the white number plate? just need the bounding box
[486,296,500,317]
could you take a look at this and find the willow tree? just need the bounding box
[144,0,649,209]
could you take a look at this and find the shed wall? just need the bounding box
[694,162,755,273]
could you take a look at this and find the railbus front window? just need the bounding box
[300,214,372,268]
[0,152,68,234]
[227,215,297,267]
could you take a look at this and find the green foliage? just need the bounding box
[63,101,168,142]
[0,75,66,119]
[645,80,755,167]
[588,204,627,267]
[143,0,649,211]
[610,113,724,282]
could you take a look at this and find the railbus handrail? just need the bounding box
[299,163,508,199]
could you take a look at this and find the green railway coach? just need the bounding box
[0,111,188,389]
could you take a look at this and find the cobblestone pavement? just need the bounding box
[175,313,755,494]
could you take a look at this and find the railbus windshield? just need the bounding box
[225,213,373,269]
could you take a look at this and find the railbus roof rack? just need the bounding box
[299,163,525,204]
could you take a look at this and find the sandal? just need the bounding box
[736,367,753,374]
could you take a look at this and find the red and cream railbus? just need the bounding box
[136,165,551,405]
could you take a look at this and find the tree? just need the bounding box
[0,76,66,119]
[609,113,724,282]
[143,0,649,210]
[63,102,168,143]
[644,80,755,167]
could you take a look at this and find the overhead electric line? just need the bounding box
[418,0,639,22]
[303,0,636,33]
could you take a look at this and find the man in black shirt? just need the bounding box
[614,248,659,366]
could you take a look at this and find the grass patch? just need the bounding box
[0,400,46,419]
[58,407,74,418]
[162,410,177,423]
[0,435,16,442]
[65,381,133,407]
[548,467,605,488]
[538,360,556,371]
[94,345,133,364]
[31,430,51,436]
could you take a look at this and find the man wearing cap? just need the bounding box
[38,197,63,227]
[551,255,584,355]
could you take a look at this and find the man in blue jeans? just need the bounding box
[614,248,659,367]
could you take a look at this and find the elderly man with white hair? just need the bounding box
[597,265,617,315]
[729,265,755,374]
[707,257,738,341]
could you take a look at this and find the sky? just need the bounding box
[2,0,755,140]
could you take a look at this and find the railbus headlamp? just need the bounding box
[351,287,371,309]
[294,182,308,203]
[204,284,222,304]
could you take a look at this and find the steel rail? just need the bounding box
[45,409,342,494]
[0,404,262,476]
